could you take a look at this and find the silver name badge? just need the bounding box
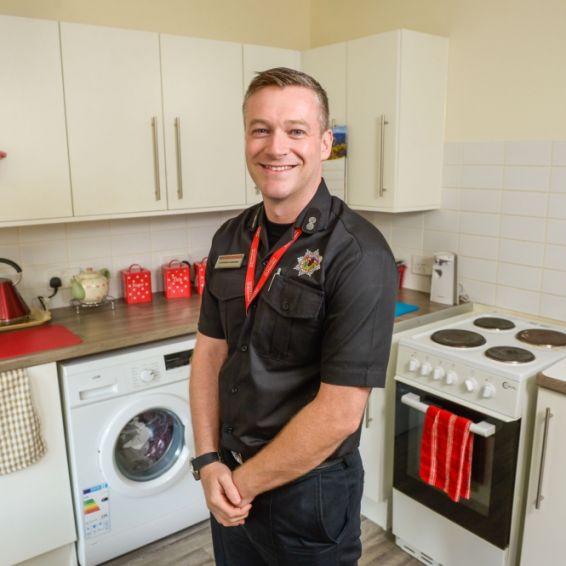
[215,254,245,269]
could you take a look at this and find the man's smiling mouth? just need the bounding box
[261,164,298,171]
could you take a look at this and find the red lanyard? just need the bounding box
[245,225,302,313]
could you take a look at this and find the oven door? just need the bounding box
[393,380,520,549]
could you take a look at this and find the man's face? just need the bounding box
[244,86,332,208]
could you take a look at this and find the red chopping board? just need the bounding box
[0,324,82,360]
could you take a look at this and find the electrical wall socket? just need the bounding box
[412,255,433,276]
[47,269,75,288]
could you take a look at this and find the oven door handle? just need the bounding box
[401,393,496,438]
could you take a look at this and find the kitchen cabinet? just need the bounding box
[302,42,348,201]
[2,363,76,566]
[161,35,246,210]
[0,16,73,224]
[60,22,167,216]
[242,45,301,204]
[346,30,448,212]
[520,378,566,565]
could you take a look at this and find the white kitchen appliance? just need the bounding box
[391,312,566,566]
[430,252,457,305]
[58,335,208,566]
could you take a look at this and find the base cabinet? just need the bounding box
[1,363,76,566]
[346,30,448,212]
[0,16,72,223]
[520,386,566,565]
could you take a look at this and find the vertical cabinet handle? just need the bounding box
[174,117,183,199]
[151,117,161,201]
[535,407,553,510]
[377,114,388,197]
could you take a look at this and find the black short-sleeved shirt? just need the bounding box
[198,181,397,459]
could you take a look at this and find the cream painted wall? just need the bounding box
[0,0,310,49]
[311,0,566,140]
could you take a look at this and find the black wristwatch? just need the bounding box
[190,452,221,480]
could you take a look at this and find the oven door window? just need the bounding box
[394,381,520,549]
[114,409,184,482]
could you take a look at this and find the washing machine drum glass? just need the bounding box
[114,409,184,482]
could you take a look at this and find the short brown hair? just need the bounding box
[243,67,330,132]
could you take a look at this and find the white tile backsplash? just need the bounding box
[540,294,566,322]
[497,263,542,292]
[374,139,566,321]
[499,239,544,267]
[460,189,500,213]
[500,215,546,242]
[550,168,566,192]
[460,212,500,237]
[500,191,548,217]
[463,142,504,165]
[504,141,552,166]
[1,213,227,309]
[461,165,503,189]
[552,141,566,166]
[503,166,550,192]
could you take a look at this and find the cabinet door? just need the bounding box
[0,16,72,223]
[346,32,399,210]
[302,43,347,200]
[346,30,447,212]
[521,387,566,565]
[61,23,167,216]
[161,35,246,210]
[242,45,301,204]
[2,363,76,565]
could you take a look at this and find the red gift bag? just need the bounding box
[193,257,208,296]
[121,264,152,304]
[162,260,191,299]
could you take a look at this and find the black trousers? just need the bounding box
[211,449,364,566]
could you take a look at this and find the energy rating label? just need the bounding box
[82,482,110,538]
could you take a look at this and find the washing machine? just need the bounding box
[58,335,209,566]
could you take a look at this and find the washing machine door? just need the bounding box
[98,393,192,497]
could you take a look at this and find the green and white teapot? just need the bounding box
[71,267,110,304]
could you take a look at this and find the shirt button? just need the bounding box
[224,426,233,434]
[231,387,238,394]
[240,344,248,352]
[282,301,289,311]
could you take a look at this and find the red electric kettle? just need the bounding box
[0,258,31,325]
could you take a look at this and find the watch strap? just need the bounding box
[191,451,221,480]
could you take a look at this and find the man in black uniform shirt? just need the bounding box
[190,67,397,565]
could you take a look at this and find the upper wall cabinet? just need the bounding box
[60,23,167,216]
[242,45,301,205]
[346,30,448,212]
[161,35,246,210]
[302,42,347,125]
[0,16,73,223]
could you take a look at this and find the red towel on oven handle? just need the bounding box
[419,405,474,502]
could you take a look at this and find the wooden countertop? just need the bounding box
[0,289,470,372]
[538,358,566,396]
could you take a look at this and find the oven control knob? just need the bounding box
[464,378,478,393]
[420,362,433,376]
[139,369,156,383]
[408,357,421,372]
[433,367,446,381]
[445,370,457,385]
[482,383,496,399]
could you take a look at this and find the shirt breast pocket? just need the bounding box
[209,270,245,345]
[255,275,324,362]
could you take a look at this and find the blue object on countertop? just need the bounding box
[395,302,419,317]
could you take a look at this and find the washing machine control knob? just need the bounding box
[139,369,157,383]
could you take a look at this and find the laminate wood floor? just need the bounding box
[103,516,420,565]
